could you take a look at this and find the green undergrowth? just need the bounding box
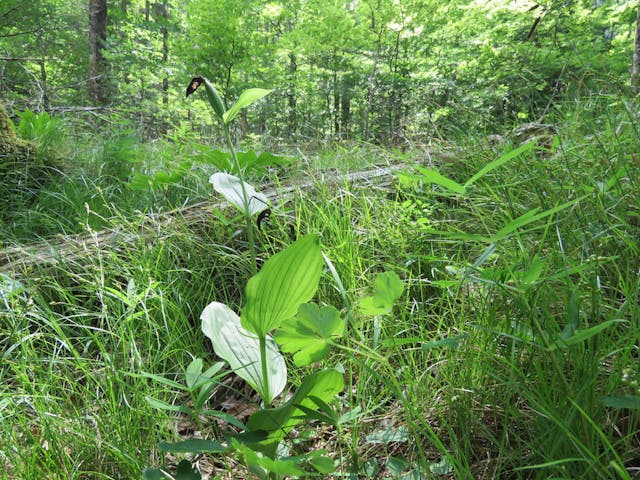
[2,94,639,479]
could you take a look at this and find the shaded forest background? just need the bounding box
[1,0,637,145]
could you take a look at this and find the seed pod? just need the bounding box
[202,78,226,121]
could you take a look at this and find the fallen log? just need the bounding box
[0,165,400,273]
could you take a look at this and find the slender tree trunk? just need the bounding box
[333,70,340,136]
[120,0,131,85]
[160,0,169,106]
[39,60,49,111]
[287,53,297,137]
[632,0,640,94]
[340,79,350,139]
[88,0,107,105]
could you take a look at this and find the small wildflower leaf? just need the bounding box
[209,172,269,216]
[360,271,404,316]
[386,456,409,475]
[223,88,272,125]
[308,454,336,474]
[201,302,286,403]
[365,426,409,444]
[275,303,344,366]
[429,456,454,475]
[601,395,640,410]
[242,234,323,337]
[158,438,225,453]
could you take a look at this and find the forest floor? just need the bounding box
[1,101,639,479]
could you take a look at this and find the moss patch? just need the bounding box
[0,103,57,219]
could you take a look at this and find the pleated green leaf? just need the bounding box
[242,234,323,337]
[274,303,344,366]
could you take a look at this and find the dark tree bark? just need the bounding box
[333,70,340,136]
[159,1,169,106]
[632,0,640,94]
[88,0,107,105]
[287,53,297,137]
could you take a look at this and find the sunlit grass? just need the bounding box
[1,95,639,479]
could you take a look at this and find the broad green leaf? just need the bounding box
[548,319,625,351]
[223,88,273,125]
[360,271,404,316]
[338,405,364,425]
[234,150,260,174]
[464,141,534,188]
[142,468,169,480]
[254,151,291,168]
[491,196,586,243]
[601,395,640,410]
[386,456,409,475]
[362,459,380,477]
[242,234,323,337]
[196,147,232,170]
[414,166,466,195]
[158,439,225,453]
[365,426,409,444]
[209,172,268,217]
[145,396,193,414]
[421,336,466,350]
[429,456,454,475]
[199,409,246,429]
[308,453,336,474]
[231,439,305,477]
[246,369,344,456]
[274,303,344,366]
[201,302,286,403]
[185,358,203,389]
[294,403,336,425]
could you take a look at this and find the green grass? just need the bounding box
[1,93,639,479]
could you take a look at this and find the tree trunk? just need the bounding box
[88,0,107,105]
[340,82,350,139]
[160,0,169,106]
[287,53,297,137]
[632,0,640,94]
[333,70,340,137]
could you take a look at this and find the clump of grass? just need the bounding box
[2,92,639,479]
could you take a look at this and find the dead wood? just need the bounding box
[0,165,399,273]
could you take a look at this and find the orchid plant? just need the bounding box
[143,79,347,479]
